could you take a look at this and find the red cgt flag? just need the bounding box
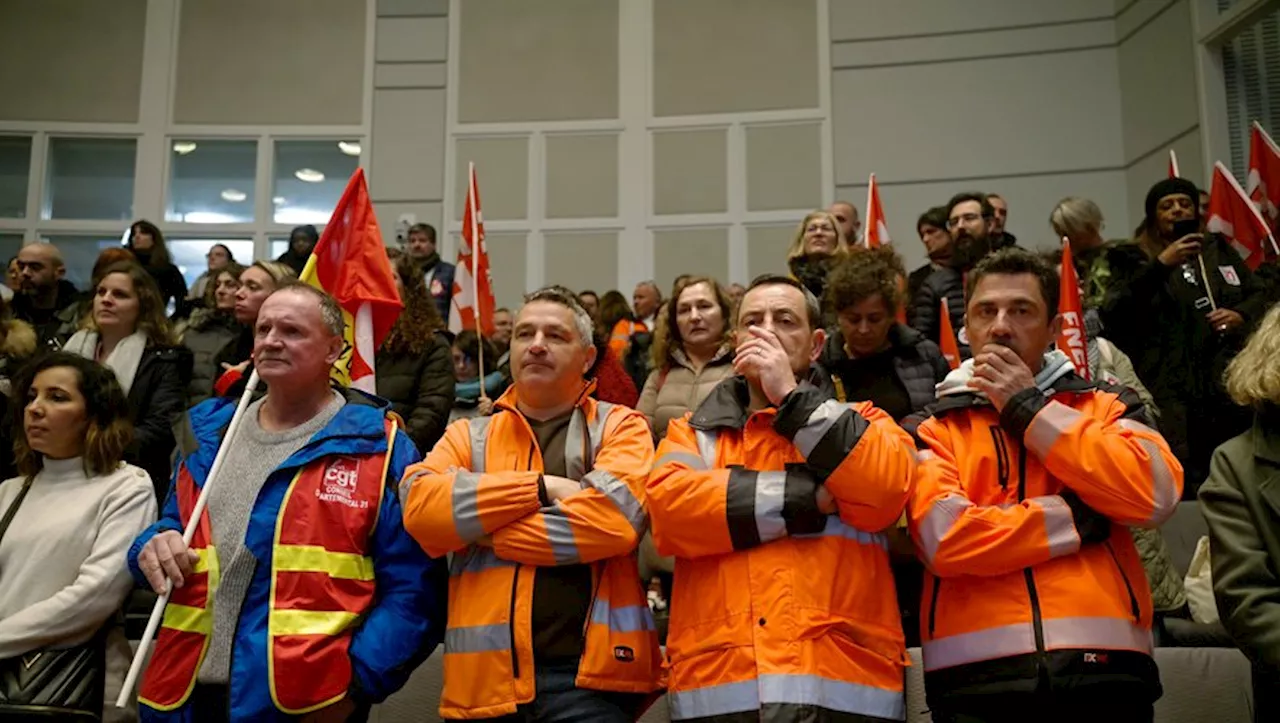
[1248,121,1280,228]
[938,297,960,370]
[449,163,496,337]
[1056,239,1089,380]
[1207,161,1277,270]
[864,173,890,249]
[300,168,403,393]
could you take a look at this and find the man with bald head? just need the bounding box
[11,242,79,348]
[830,200,862,247]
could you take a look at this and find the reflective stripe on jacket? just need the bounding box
[648,373,915,722]
[399,384,662,719]
[908,373,1182,704]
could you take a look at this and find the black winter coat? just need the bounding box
[1100,236,1267,492]
[819,324,950,420]
[182,312,240,406]
[375,332,455,455]
[908,266,968,357]
[126,345,193,502]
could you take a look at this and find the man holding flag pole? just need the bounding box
[120,170,447,722]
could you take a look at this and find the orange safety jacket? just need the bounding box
[139,420,394,715]
[648,374,916,722]
[908,367,1182,706]
[608,319,647,360]
[399,384,662,719]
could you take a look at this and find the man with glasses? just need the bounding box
[909,192,1004,358]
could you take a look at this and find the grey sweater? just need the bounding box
[0,459,157,657]
[197,391,345,684]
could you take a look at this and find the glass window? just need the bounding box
[38,234,128,291]
[272,140,359,225]
[0,136,32,218]
[1222,9,1280,177]
[269,237,290,260]
[166,139,257,224]
[168,238,256,290]
[43,137,137,221]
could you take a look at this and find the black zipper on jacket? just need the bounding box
[990,426,1010,489]
[1016,445,1049,685]
[927,577,942,639]
[507,442,538,679]
[1106,541,1141,621]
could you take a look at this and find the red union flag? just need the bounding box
[1207,161,1276,270]
[449,163,496,337]
[864,173,890,248]
[299,168,402,393]
[1056,239,1089,380]
[1248,121,1280,228]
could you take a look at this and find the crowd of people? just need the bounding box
[0,175,1278,723]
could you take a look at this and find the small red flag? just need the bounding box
[1247,122,1280,229]
[938,297,960,370]
[449,163,496,337]
[864,173,890,249]
[300,168,402,392]
[1056,239,1089,380]
[1207,161,1277,270]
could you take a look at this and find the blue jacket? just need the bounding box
[127,389,447,722]
[425,258,456,321]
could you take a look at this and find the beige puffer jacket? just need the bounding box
[637,344,735,441]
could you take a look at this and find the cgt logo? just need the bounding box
[1083,652,1109,665]
[325,458,359,489]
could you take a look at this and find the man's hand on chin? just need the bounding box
[734,326,798,406]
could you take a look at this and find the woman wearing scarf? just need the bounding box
[786,209,848,322]
[62,262,191,502]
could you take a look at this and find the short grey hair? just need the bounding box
[270,282,345,338]
[522,285,594,347]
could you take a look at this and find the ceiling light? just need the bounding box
[220,188,247,203]
[295,168,325,183]
[338,141,361,156]
[272,196,287,205]
[172,141,197,155]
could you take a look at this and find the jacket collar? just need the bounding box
[824,323,925,365]
[930,350,1088,414]
[670,343,734,372]
[184,386,393,482]
[1252,406,1280,465]
[491,377,599,420]
[690,365,835,431]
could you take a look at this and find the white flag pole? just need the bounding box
[1170,149,1181,177]
[469,163,486,389]
[116,370,262,708]
[864,173,874,248]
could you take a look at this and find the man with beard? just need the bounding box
[11,242,79,348]
[909,192,1002,358]
[405,223,455,320]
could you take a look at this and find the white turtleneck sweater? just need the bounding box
[0,458,157,658]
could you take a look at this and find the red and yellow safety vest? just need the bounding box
[139,421,394,715]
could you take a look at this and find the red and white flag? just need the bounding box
[863,173,890,248]
[1056,239,1089,380]
[1168,149,1180,178]
[449,162,497,337]
[1247,121,1280,228]
[1206,161,1278,270]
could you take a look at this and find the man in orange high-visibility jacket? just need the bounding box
[400,285,662,721]
[648,274,916,722]
[908,248,1182,723]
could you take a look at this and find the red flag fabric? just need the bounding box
[1168,149,1180,179]
[1248,122,1280,228]
[1207,161,1275,270]
[449,163,496,337]
[299,168,403,392]
[938,297,960,370]
[1056,239,1089,380]
[864,173,890,249]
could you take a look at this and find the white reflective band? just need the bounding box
[1032,495,1081,559]
[695,429,718,468]
[917,493,973,564]
[754,471,787,544]
[792,399,847,459]
[923,617,1152,671]
[1026,401,1084,459]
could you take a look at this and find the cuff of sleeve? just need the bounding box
[999,387,1048,440]
[773,382,826,440]
[782,467,827,536]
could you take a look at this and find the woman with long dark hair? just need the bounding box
[62,262,191,500]
[126,220,187,315]
[376,256,455,454]
[0,352,157,719]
